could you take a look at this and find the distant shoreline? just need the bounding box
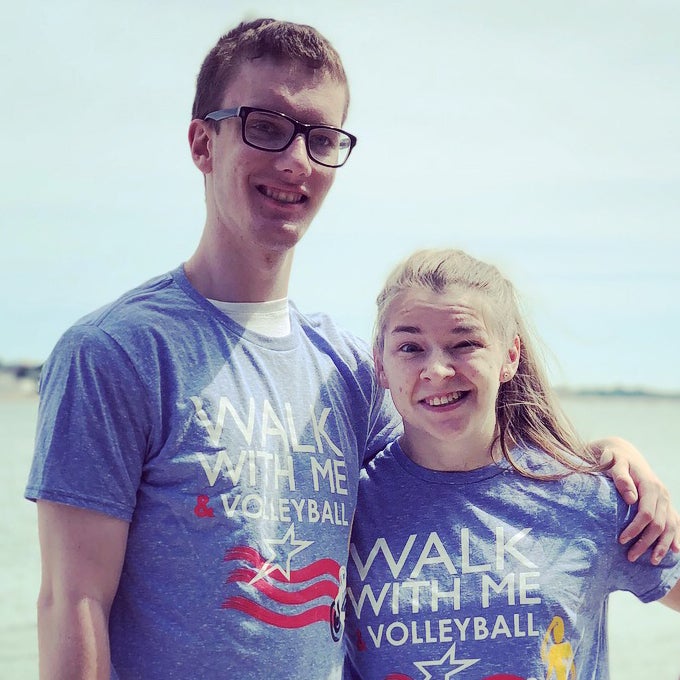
[557,387,680,400]
[0,368,677,401]
[0,364,40,399]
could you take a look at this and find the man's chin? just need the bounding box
[253,224,309,255]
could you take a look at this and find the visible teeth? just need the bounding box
[426,392,462,406]
[262,186,304,203]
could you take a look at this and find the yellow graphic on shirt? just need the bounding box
[540,615,576,680]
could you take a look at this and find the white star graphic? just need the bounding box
[250,524,313,583]
[413,642,480,679]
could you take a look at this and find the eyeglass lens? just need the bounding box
[243,110,352,166]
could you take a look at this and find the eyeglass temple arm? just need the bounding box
[203,107,240,121]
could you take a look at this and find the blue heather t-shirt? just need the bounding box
[26,266,400,680]
[344,440,680,680]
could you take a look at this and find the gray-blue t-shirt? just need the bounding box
[26,265,400,679]
[345,440,680,680]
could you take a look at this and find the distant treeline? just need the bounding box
[0,361,676,399]
[0,361,42,382]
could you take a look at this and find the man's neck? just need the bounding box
[184,244,294,303]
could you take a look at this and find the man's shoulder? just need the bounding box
[48,269,187,360]
[293,306,370,357]
[64,266,208,346]
[77,269,178,327]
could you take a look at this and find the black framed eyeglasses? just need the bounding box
[203,106,357,168]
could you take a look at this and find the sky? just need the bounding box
[2,0,679,391]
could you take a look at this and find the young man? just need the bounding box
[25,18,677,680]
[26,19,398,680]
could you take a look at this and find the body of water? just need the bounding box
[2,394,679,677]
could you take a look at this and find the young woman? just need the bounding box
[344,249,680,679]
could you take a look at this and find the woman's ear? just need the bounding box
[500,335,521,382]
[188,119,213,174]
[373,349,389,389]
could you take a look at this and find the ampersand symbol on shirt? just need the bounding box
[194,494,214,518]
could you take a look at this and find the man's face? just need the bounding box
[201,58,348,255]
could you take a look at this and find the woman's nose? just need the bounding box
[421,356,456,381]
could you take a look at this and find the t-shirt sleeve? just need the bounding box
[607,495,680,603]
[362,374,401,465]
[291,310,402,466]
[25,324,151,521]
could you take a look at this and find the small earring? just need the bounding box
[502,371,511,381]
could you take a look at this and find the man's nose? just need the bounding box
[275,134,312,176]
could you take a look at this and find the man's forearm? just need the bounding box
[38,595,111,680]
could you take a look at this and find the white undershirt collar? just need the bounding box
[207,297,291,338]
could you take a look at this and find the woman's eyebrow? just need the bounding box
[390,325,421,335]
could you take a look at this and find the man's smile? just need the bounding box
[258,184,307,204]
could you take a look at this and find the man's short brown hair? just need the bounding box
[191,18,349,122]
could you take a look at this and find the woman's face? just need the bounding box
[375,286,519,470]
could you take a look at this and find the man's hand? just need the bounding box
[594,436,680,564]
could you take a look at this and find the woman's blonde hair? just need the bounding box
[374,248,604,478]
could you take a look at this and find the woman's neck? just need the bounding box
[399,430,501,472]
